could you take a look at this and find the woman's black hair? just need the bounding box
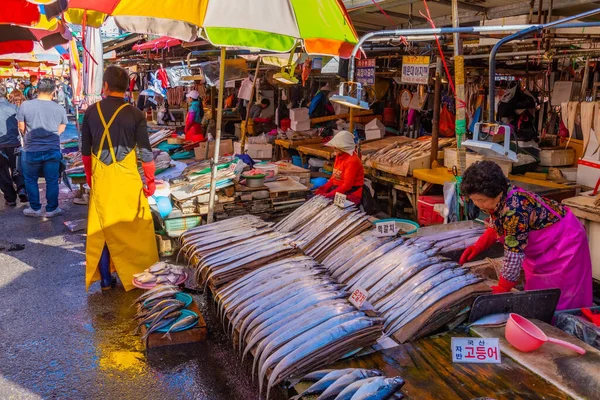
[460,160,509,198]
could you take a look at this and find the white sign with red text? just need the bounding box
[349,287,369,309]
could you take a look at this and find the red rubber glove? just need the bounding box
[490,276,517,294]
[142,161,156,197]
[82,155,92,189]
[459,227,497,265]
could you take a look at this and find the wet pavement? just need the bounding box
[0,187,277,399]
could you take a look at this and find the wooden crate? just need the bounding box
[140,299,207,349]
[274,162,311,187]
[368,153,431,177]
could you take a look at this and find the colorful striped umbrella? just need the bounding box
[65,0,358,57]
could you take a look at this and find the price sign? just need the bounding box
[401,56,430,85]
[374,220,397,237]
[334,192,347,208]
[452,338,501,364]
[349,287,369,309]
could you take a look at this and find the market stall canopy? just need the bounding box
[64,0,359,57]
[133,36,182,52]
[0,43,64,64]
[65,0,203,41]
[0,0,68,26]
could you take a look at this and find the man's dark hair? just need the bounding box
[37,78,55,94]
[261,98,270,107]
[460,160,509,198]
[103,65,129,92]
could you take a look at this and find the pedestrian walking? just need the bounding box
[0,85,27,207]
[17,78,68,217]
[81,65,158,291]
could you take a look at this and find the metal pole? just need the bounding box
[207,47,227,224]
[348,21,600,82]
[580,57,590,101]
[430,57,442,167]
[241,58,261,151]
[488,8,600,121]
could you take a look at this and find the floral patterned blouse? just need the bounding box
[490,185,567,281]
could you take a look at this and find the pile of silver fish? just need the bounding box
[323,231,486,342]
[133,262,187,285]
[213,256,384,400]
[178,216,300,288]
[291,368,404,400]
[409,227,485,254]
[364,137,455,166]
[274,196,331,233]
[133,285,198,340]
[286,199,372,262]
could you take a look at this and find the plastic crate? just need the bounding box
[165,215,202,237]
[417,195,445,226]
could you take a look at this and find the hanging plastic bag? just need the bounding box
[439,105,455,137]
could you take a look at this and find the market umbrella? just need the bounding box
[0,0,68,26]
[0,43,64,65]
[64,0,358,56]
[133,37,182,52]
[0,24,72,54]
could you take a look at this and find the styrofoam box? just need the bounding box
[234,142,273,160]
[577,159,600,188]
[289,108,310,121]
[291,120,311,131]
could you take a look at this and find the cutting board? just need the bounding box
[468,289,561,324]
[472,319,600,399]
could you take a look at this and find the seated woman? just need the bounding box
[315,130,364,205]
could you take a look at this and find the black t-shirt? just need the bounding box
[81,96,153,165]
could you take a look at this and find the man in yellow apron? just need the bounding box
[81,65,158,291]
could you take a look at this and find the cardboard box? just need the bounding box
[194,139,233,160]
[539,148,575,167]
[291,120,311,131]
[577,159,600,188]
[289,107,310,121]
[234,142,273,159]
[365,118,385,140]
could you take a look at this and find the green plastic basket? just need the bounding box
[165,215,202,234]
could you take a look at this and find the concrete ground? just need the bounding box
[0,184,267,399]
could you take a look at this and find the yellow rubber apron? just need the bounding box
[85,103,158,291]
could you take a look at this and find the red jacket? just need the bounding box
[316,152,364,204]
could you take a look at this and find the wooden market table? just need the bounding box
[412,167,578,202]
[296,143,336,165]
[289,331,574,400]
[274,137,323,160]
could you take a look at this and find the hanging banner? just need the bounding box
[401,56,430,84]
[356,58,375,85]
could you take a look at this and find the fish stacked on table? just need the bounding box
[322,231,487,342]
[212,257,383,400]
[287,200,372,262]
[409,227,485,254]
[132,285,197,340]
[178,216,301,288]
[291,368,405,400]
[133,262,187,285]
[273,195,331,233]
[365,138,455,166]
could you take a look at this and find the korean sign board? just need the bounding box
[401,56,431,85]
[451,337,501,364]
[356,59,376,86]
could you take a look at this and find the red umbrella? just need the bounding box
[0,0,40,26]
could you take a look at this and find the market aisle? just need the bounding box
[0,196,261,399]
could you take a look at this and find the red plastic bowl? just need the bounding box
[505,313,585,354]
